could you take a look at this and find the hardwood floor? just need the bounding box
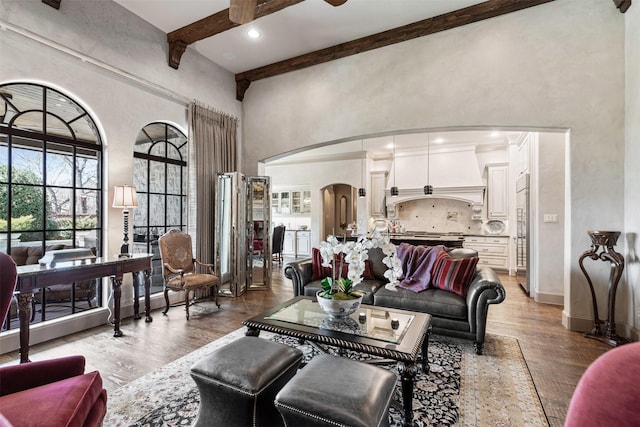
[0,261,610,426]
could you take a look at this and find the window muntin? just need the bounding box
[0,82,103,329]
[133,122,187,296]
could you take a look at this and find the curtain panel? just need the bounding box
[188,102,238,267]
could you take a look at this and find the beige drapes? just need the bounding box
[188,101,238,266]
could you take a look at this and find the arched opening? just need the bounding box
[321,183,357,240]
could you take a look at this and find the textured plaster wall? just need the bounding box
[624,4,640,339]
[242,0,626,331]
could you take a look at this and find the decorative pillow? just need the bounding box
[311,248,375,281]
[431,252,479,297]
[311,248,333,281]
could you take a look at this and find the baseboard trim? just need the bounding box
[534,291,563,305]
[562,311,636,343]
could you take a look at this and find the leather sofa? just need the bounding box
[285,246,506,354]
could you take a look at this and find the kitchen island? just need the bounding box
[389,232,465,248]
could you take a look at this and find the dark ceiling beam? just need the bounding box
[612,0,632,12]
[234,0,555,101]
[167,0,304,69]
[42,0,61,10]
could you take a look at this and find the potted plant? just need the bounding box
[316,231,402,320]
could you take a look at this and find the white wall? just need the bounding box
[241,0,628,333]
[535,133,566,304]
[624,4,640,339]
[0,0,240,349]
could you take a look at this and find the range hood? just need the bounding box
[384,148,486,215]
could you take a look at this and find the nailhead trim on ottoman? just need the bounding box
[190,336,303,427]
[274,354,397,427]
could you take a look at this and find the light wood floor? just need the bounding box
[0,262,610,426]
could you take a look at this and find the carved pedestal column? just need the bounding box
[578,230,629,347]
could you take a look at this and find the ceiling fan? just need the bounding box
[229,0,348,25]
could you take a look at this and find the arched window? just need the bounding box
[0,82,103,325]
[133,122,187,294]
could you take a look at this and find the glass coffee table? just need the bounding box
[242,296,432,427]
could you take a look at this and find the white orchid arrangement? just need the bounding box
[318,229,402,300]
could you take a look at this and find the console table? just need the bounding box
[15,253,153,363]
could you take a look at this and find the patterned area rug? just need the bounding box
[105,328,548,426]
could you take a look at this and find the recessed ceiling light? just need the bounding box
[490,131,500,137]
[434,137,444,144]
[247,29,260,39]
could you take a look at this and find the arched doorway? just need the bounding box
[321,183,357,239]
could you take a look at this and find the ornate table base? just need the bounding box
[578,230,629,347]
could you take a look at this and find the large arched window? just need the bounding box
[133,122,187,294]
[0,82,103,326]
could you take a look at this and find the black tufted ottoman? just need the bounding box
[190,336,303,427]
[274,354,397,427]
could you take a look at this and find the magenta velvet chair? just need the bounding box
[0,251,107,426]
[565,341,640,426]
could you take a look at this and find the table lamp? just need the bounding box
[113,185,138,258]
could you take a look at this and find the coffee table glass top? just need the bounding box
[265,298,414,344]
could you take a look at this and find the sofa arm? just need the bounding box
[465,266,506,352]
[0,355,86,396]
[284,258,313,297]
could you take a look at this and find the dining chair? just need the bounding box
[272,225,285,266]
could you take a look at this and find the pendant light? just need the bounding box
[358,139,366,198]
[424,133,433,195]
[390,136,399,197]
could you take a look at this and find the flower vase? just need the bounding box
[316,290,363,321]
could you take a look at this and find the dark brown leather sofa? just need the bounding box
[285,246,506,354]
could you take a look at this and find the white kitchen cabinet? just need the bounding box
[283,230,296,256]
[517,137,530,176]
[273,188,310,216]
[272,191,290,214]
[296,230,311,257]
[282,229,311,258]
[292,190,311,214]
[486,164,508,219]
[370,171,387,217]
[464,235,509,271]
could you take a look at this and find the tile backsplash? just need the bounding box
[393,198,484,234]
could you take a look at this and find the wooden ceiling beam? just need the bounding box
[230,0,258,25]
[234,0,554,101]
[42,0,61,10]
[167,0,304,69]
[612,0,632,13]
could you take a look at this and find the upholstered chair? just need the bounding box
[565,342,640,426]
[157,229,221,320]
[0,251,107,426]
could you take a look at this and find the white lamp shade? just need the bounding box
[113,185,138,208]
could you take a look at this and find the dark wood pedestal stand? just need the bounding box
[578,230,629,347]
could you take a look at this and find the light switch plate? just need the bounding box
[543,214,559,223]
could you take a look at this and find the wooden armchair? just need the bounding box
[157,229,221,320]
